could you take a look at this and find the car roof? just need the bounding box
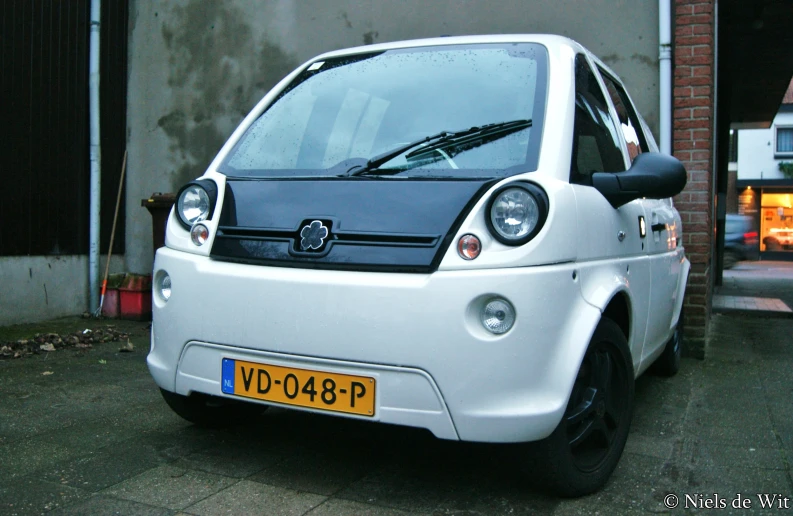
[314,33,582,57]
[311,34,624,89]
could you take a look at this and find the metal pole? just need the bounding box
[659,0,672,155]
[89,0,101,312]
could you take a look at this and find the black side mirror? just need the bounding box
[591,152,687,208]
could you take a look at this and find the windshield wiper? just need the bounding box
[347,119,532,177]
[346,130,459,177]
[406,119,532,161]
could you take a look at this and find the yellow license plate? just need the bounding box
[221,358,375,417]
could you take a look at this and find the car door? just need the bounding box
[570,55,652,371]
[597,68,681,365]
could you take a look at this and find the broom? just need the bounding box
[95,150,128,317]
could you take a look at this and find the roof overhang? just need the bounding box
[719,0,793,127]
[736,179,793,189]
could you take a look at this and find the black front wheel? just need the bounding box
[723,250,739,269]
[160,389,267,428]
[529,317,634,497]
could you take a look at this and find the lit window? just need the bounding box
[728,129,738,163]
[776,127,793,155]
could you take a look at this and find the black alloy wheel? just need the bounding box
[723,250,739,269]
[565,340,630,472]
[530,317,634,497]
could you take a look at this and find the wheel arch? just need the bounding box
[527,276,635,442]
[602,291,631,342]
[670,256,691,331]
[562,288,634,407]
[577,263,643,372]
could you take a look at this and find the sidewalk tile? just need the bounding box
[713,295,792,314]
[101,465,237,511]
[49,494,175,515]
[0,477,90,515]
[248,447,372,496]
[184,480,325,516]
[308,498,422,515]
[692,443,787,470]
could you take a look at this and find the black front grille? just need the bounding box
[209,177,495,272]
[217,226,438,247]
[212,226,441,272]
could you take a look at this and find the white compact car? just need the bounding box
[148,35,689,496]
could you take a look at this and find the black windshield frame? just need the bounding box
[219,42,549,180]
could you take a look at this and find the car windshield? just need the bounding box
[220,43,548,179]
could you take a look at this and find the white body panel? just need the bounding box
[149,35,689,443]
[150,247,601,442]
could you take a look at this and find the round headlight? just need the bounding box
[486,184,548,245]
[177,185,211,227]
[481,298,515,334]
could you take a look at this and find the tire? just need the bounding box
[160,389,267,428]
[529,318,634,497]
[723,250,739,270]
[651,307,683,377]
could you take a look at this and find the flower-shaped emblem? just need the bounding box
[299,220,329,251]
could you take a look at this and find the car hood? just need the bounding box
[210,178,495,272]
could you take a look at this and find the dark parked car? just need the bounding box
[724,214,758,268]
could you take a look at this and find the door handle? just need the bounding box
[651,223,666,233]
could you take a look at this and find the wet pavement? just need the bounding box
[713,294,792,315]
[1,263,792,515]
[719,260,793,312]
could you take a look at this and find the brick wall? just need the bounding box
[673,0,716,359]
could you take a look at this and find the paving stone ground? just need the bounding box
[1,263,792,515]
[712,294,792,314]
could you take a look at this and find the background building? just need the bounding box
[732,80,793,259]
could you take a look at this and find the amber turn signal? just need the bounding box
[190,223,209,246]
[457,234,481,260]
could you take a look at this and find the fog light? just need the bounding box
[481,298,515,334]
[191,223,209,246]
[159,272,171,302]
[458,234,481,260]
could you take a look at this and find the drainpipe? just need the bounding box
[88,0,101,312]
[659,0,672,155]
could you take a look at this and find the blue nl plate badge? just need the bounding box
[221,358,235,394]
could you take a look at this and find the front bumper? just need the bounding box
[148,247,601,443]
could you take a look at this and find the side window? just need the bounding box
[570,55,625,186]
[598,69,649,161]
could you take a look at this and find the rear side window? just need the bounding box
[570,55,625,186]
[725,216,751,235]
[598,69,649,161]
[725,220,742,234]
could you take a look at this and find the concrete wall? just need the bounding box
[0,256,125,326]
[125,0,661,273]
[737,110,793,180]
